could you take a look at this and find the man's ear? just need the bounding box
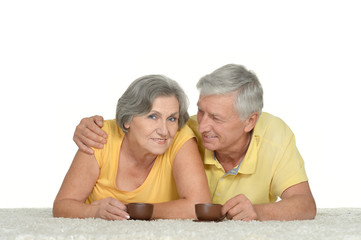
[245,112,259,133]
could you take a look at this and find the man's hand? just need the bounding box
[73,115,107,154]
[91,197,129,220]
[221,194,258,221]
[222,182,316,221]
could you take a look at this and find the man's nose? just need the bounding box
[198,115,211,133]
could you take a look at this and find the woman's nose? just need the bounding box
[156,121,168,136]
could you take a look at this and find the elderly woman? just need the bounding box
[53,75,211,220]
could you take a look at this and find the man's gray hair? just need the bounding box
[116,75,189,133]
[196,64,263,120]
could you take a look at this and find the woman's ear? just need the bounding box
[124,122,130,129]
[245,112,259,133]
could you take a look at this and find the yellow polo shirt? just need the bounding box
[187,112,308,205]
[86,120,195,204]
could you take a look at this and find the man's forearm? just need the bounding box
[254,194,316,221]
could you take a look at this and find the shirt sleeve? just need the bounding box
[270,133,308,198]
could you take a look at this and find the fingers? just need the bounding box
[73,116,108,154]
[104,205,129,221]
[92,197,129,220]
[93,115,105,128]
[80,116,107,140]
[75,127,105,149]
[107,198,129,220]
[221,195,240,216]
[73,135,94,154]
[225,203,244,220]
[222,194,258,221]
[227,206,257,221]
[108,198,127,212]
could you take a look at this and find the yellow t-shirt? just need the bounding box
[187,112,308,205]
[86,120,195,204]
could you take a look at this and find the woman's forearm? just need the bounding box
[53,199,98,219]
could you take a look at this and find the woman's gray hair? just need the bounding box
[196,64,263,120]
[116,75,189,133]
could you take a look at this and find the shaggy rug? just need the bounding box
[0,208,360,240]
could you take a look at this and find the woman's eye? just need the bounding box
[168,117,177,122]
[148,114,157,120]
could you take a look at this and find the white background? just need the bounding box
[1,0,360,208]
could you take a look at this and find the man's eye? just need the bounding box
[210,115,221,122]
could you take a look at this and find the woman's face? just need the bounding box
[124,95,180,155]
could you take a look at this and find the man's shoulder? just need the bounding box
[186,115,202,139]
[257,112,289,128]
[187,115,199,132]
[255,112,294,142]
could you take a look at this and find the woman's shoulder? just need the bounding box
[161,124,196,166]
[165,124,195,153]
[93,119,123,167]
[174,124,195,140]
[103,119,124,138]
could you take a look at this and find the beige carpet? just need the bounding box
[1,208,360,239]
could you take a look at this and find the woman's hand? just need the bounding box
[91,197,130,220]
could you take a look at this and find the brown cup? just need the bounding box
[127,203,154,220]
[195,203,224,221]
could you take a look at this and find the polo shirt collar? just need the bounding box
[239,134,259,174]
[204,148,223,169]
[203,133,260,175]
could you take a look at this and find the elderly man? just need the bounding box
[73,64,316,221]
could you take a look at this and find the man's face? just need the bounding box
[197,92,248,152]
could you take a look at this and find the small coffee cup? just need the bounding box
[127,203,154,220]
[195,203,224,221]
